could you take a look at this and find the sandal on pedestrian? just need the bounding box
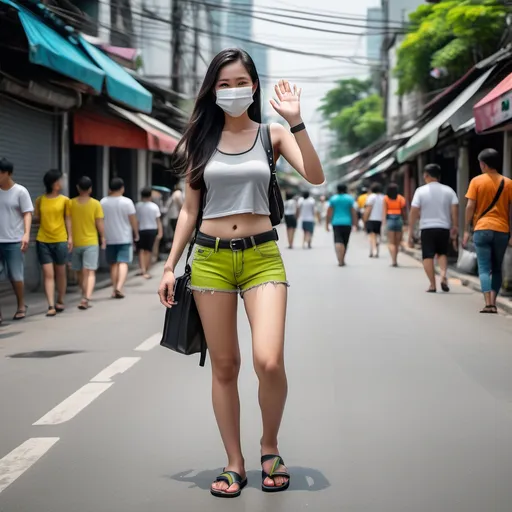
[12,306,28,320]
[261,455,290,493]
[56,303,65,313]
[210,470,247,498]
[426,288,436,293]
[78,298,90,310]
[480,305,497,314]
[441,280,450,293]
[46,306,57,317]
[114,290,125,299]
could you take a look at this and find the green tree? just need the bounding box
[395,0,507,95]
[318,77,372,119]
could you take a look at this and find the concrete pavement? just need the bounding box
[1,228,512,511]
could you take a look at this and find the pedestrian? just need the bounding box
[136,186,163,279]
[168,184,183,242]
[35,169,72,317]
[408,164,459,293]
[463,149,512,313]
[299,191,316,249]
[363,182,385,258]
[158,48,324,498]
[326,183,357,266]
[70,176,105,310]
[100,178,139,299]
[383,183,406,267]
[0,157,33,323]
[317,194,328,226]
[356,187,368,231]
[283,192,299,249]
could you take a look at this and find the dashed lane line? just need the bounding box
[134,333,161,352]
[90,357,141,382]
[0,437,59,494]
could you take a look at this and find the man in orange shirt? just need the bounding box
[463,149,512,314]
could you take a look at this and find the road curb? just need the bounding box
[401,245,512,316]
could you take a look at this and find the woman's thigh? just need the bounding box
[243,284,287,369]
[194,291,240,368]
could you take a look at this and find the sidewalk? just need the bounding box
[401,243,512,315]
[0,263,163,320]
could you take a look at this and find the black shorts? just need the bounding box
[284,215,297,229]
[138,229,158,251]
[366,221,382,235]
[421,228,450,259]
[333,225,352,245]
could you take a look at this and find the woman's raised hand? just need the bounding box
[270,80,302,126]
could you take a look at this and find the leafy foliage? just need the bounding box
[395,0,507,95]
[319,79,386,155]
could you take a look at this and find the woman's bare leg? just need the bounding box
[42,263,55,309]
[55,264,67,306]
[194,291,243,494]
[244,283,288,488]
[388,232,398,265]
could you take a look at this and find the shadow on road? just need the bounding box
[168,466,330,492]
[0,330,21,340]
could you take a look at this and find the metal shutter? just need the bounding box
[0,97,60,292]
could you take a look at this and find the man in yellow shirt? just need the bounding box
[356,187,368,231]
[70,176,105,310]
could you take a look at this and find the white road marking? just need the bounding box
[134,333,161,352]
[0,438,59,493]
[33,383,113,426]
[90,357,141,382]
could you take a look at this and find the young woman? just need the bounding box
[35,169,72,317]
[383,183,406,267]
[283,192,299,249]
[158,48,324,498]
[363,182,385,258]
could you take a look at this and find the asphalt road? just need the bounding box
[2,228,512,512]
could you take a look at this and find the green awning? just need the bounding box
[397,67,494,164]
[1,0,104,92]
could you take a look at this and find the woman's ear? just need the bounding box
[252,81,258,95]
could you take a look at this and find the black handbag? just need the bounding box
[260,124,284,226]
[160,201,207,367]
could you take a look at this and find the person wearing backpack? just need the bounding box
[463,149,512,314]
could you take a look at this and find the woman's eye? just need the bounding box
[238,82,248,87]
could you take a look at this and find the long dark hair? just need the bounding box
[386,182,398,200]
[173,48,262,190]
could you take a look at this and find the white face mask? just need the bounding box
[216,86,254,117]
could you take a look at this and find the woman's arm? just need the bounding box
[382,200,388,227]
[163,182,201,273]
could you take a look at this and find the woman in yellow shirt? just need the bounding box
[35,169,72,317]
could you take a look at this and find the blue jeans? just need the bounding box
[473,230,510,294]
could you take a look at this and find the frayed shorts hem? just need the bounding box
[189,280,289,297]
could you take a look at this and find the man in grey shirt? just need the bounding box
[0,158,33,322]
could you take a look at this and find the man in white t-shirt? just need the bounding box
[0,158,33,322]
[408,163,459,292]
[100,178,139,299]
[299,191,316,249]
[136,187,162,279]
[363,183,385,258]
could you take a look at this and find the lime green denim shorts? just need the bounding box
[190,240,288,295]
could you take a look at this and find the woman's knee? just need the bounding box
[211,355,241,384]
[254,357,285,379]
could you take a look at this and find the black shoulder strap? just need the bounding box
[260,124,275,173]
[478,178,505,220]
[184,186,205,270]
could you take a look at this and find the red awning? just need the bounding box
[73,108,178,154]
[474,73,512,133]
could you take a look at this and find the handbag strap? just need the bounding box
[478,177,505,220]
[259,124,276,174]
[184,186,205,271]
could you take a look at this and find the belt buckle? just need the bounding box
[229,238,244,251]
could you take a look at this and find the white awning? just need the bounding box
[368,144,398,168]
[397,67,495,163]
[331,151,361,167]
[361,157,396,179]
[338,169,361,184]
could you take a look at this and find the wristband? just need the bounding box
[291,122,306,134]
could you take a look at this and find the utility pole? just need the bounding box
[170,0,183,93]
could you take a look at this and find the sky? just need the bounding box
[252,0,381,162]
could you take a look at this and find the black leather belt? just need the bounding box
[196,229,278,251]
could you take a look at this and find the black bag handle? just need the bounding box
[184,186,205,272]
[260,124,276,174]
[478,178,505,220]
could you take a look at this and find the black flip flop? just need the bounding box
[210,470,247,498]
[12,306,28,320]
[46,306,57,317]
[441,280,450,293]
[261,455,290,493]
[55,304,65,313]
[480,305,498,314]
[426,288,436,293]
